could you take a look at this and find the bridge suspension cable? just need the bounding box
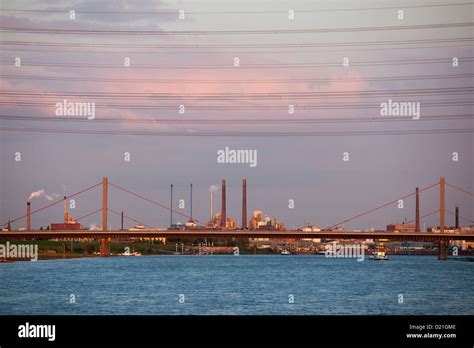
[324,181,440,230]
[0,181,103,227]
[108,208,154,229]
[446,210,474,223]
[108,182,206,225]
[75,208,103,222]
[445,182,474,197]
[406,209,440,225]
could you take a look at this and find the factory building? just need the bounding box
[51,196,83,231]
[250,210,285,230]
[387,223,416,233]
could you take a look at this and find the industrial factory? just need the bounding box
[50,196,83,231]
[11,178,286,233]
[1,176,473,260]
[206,178,285,231]
[3,177,474,259]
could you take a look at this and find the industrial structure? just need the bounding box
[51,196,82,230]
[1,176,473,260]
[221,179,226,228]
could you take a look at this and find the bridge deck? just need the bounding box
[1,230,473,241]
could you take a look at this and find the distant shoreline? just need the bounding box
[2,253,474,263]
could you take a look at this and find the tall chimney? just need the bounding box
[221,179,226,228]
[242,179,247,229]
[170,184,173,228]
[63,195,68,223]
[27,201,31,230]
[415,187,420,232]
[455,204,459,229]
[210,191,213,222]
[190,183,193,221]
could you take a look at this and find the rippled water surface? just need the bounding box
[0,255,472,314]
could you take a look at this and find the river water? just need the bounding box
[0,255,472,315]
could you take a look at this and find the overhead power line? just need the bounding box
[2,37,472,49]
[1,99,471,111]
[1,22,473,35]
[1,73,472,84]
[0,114,472,124]
[0,127,472,137]
[0,2,472,14]
[3,42,472,55]
[2,57,472,69]
[2,87,473,100]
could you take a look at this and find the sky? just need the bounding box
[0,0,473,230]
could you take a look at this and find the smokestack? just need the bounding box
[221,179,226,228]
[63,195,68,223]
[190,183,193,221]
[27,201,31,230]
[455,204,459,229]
[242,179,247,229]
[170,184,174,228]
[415,187,420,232]
[210,191,213,222]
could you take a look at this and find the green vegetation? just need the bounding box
[0,238,279,260]
[0,239,99,258]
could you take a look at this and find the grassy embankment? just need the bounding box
[0,238,276,260]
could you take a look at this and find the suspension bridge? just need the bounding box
[1,176,473,260]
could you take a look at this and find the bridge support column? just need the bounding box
[438,240,447,260]
[100,237,110,257]
[102,177,108,232]
[415,187,420,232]
[242,179,247,229]
[439,177,445,233]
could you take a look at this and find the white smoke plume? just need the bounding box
[89,223,100,231]
[28,189,45,201]
[28,190,60,201]
[209,185,219,192]
[45,193,60,201]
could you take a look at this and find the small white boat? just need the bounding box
[281,250,291,255]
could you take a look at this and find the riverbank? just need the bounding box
[2,239,472,261]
